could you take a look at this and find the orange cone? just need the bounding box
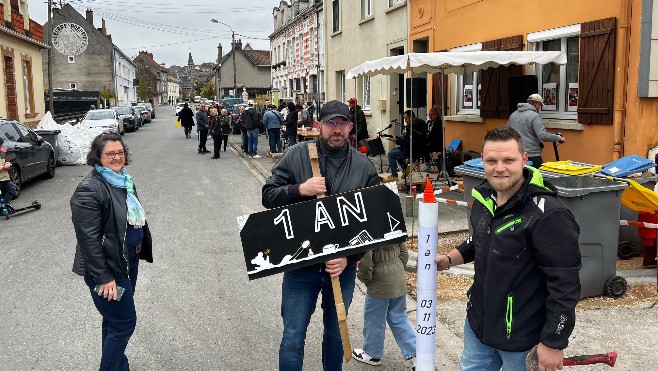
[423,177,435,203]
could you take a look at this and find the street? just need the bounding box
[0,105,433,371]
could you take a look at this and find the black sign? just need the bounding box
[238,184,407,280]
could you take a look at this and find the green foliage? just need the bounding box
[4,21,14,31]
[136,68,150,101]
[201,81,215,99]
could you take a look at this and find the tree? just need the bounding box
[201,81,215,99]
[101,89,116,108]
[136,67,150,101]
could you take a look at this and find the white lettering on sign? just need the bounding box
[315,202,336,232]
[337,192,367,226]
[274,209,294,240]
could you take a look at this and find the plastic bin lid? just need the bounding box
[34,129,61,134]
[454,165,566,180]
[548,176,627,197]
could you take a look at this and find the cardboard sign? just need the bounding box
[237,183,407,280]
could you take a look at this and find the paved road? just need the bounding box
[0,105,446,370]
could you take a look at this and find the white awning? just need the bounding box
[346,51,567,79]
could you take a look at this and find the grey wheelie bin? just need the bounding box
[34,129,61,166]
[455,166,629,298]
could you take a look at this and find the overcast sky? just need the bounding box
[28,0,279,67]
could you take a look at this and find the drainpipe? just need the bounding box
[612,0,632,159]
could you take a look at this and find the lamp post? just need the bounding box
[211,19,236,97]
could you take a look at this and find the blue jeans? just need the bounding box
[461,318,531,371]
[84,249,139,371]
[528,156,543,169]
[287,134,297,148]
[362,294,416,360]
[387,147,407,177]
[268,128,282,153]
[247,128,259,156]
[279,264,357,371]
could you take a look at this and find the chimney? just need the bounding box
[101,18,106,35]
[233,39,243,51]
[217,43,223,62]
[86,9,94,25]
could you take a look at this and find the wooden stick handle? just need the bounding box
[331,276,352,362]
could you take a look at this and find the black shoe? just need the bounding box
[198,149,204,154]
[211,156,219,159]
[203,149,210,153]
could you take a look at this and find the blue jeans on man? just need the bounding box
[247,128,259,156]
[84,247,139,371]
[268,128,282,153]
[387,147,407,177]
[279,264,357,371]
[461,318,531,371]
[362,294,416,360]
[287,133,297,148]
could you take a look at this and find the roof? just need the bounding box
[136,51,166,72]
[243,50,271,66]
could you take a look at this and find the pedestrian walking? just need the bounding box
[242,100,261,158]
[178,103,195,139]
[209,108,222,159]
[219,108,231,153]
[196,102,210,154]
[352,242,416,369]
[70,133,153,371]
[435,126,581,371]
[285,101,298,148]
[262,100,380,371]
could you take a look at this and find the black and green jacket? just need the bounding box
[457,167,581,352]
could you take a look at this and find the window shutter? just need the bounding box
[578,18,616,125]
[432,72,448,115]
[480,36,523,119]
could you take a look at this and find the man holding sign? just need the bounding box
[262,100,380,371]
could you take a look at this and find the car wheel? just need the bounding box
[8,166,21,199]
[44,153,56,179]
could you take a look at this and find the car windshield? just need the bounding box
[115,107,132,114]
[86,111,115,120]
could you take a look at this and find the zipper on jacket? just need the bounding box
[505,293,514,339]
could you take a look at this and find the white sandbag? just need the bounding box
[36,113,103,165]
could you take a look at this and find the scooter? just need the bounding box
[0,189,41,220]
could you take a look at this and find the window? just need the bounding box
[332,0,340,33]
[0,123,21,142]
[22,60,34,113]
[389,0,404,6]
[362,76,371,110]
[362,0,372,18]
[451,43,482,114]
[70,83,77,90]
[337,71,345,101]
[309,28,315,57]
[528,25,579,118]
[299,33,304,61]
[67,56,75,64]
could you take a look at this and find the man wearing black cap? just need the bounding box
[262,100,380,371]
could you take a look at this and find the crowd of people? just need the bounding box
[68,93,581,371]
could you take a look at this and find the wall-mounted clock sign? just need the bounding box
[52,22,89,56]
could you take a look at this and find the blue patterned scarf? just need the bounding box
[95,166,146,227]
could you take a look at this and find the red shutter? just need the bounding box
[432,72,449,115]
[480,36,523,119]
[578,18,616,125]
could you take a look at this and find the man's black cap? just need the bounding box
[319,100,351,122]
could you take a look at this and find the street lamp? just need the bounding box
[211,19,237,98]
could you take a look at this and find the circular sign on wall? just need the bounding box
[52,22,89,56]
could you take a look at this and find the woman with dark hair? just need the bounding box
[71,133,152,371]
[178,102,195,138]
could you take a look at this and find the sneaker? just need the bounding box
[404,357,416,370]
[382,175,399,183]
[253,154,263,159]
[352,349,381,366]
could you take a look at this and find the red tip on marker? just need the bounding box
[423,178,436,203]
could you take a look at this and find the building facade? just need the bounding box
[271,0,321,103]
[165,74,181,104]
[323,0,408,143]
[409,0,658,165]
[216,41,271,99]
[0,0,47,127]
[113,46,136,106]
[133,50,167,104]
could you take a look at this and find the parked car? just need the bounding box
[141,102,156,119]
[114,106,139,132]
[0,120,56,198]
[80,109,125,134]
[222,97,244,115]
[175,103,186,116]
[134,105,151,124]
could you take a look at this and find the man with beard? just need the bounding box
[434,126,581,371]
[262,100,379,371]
